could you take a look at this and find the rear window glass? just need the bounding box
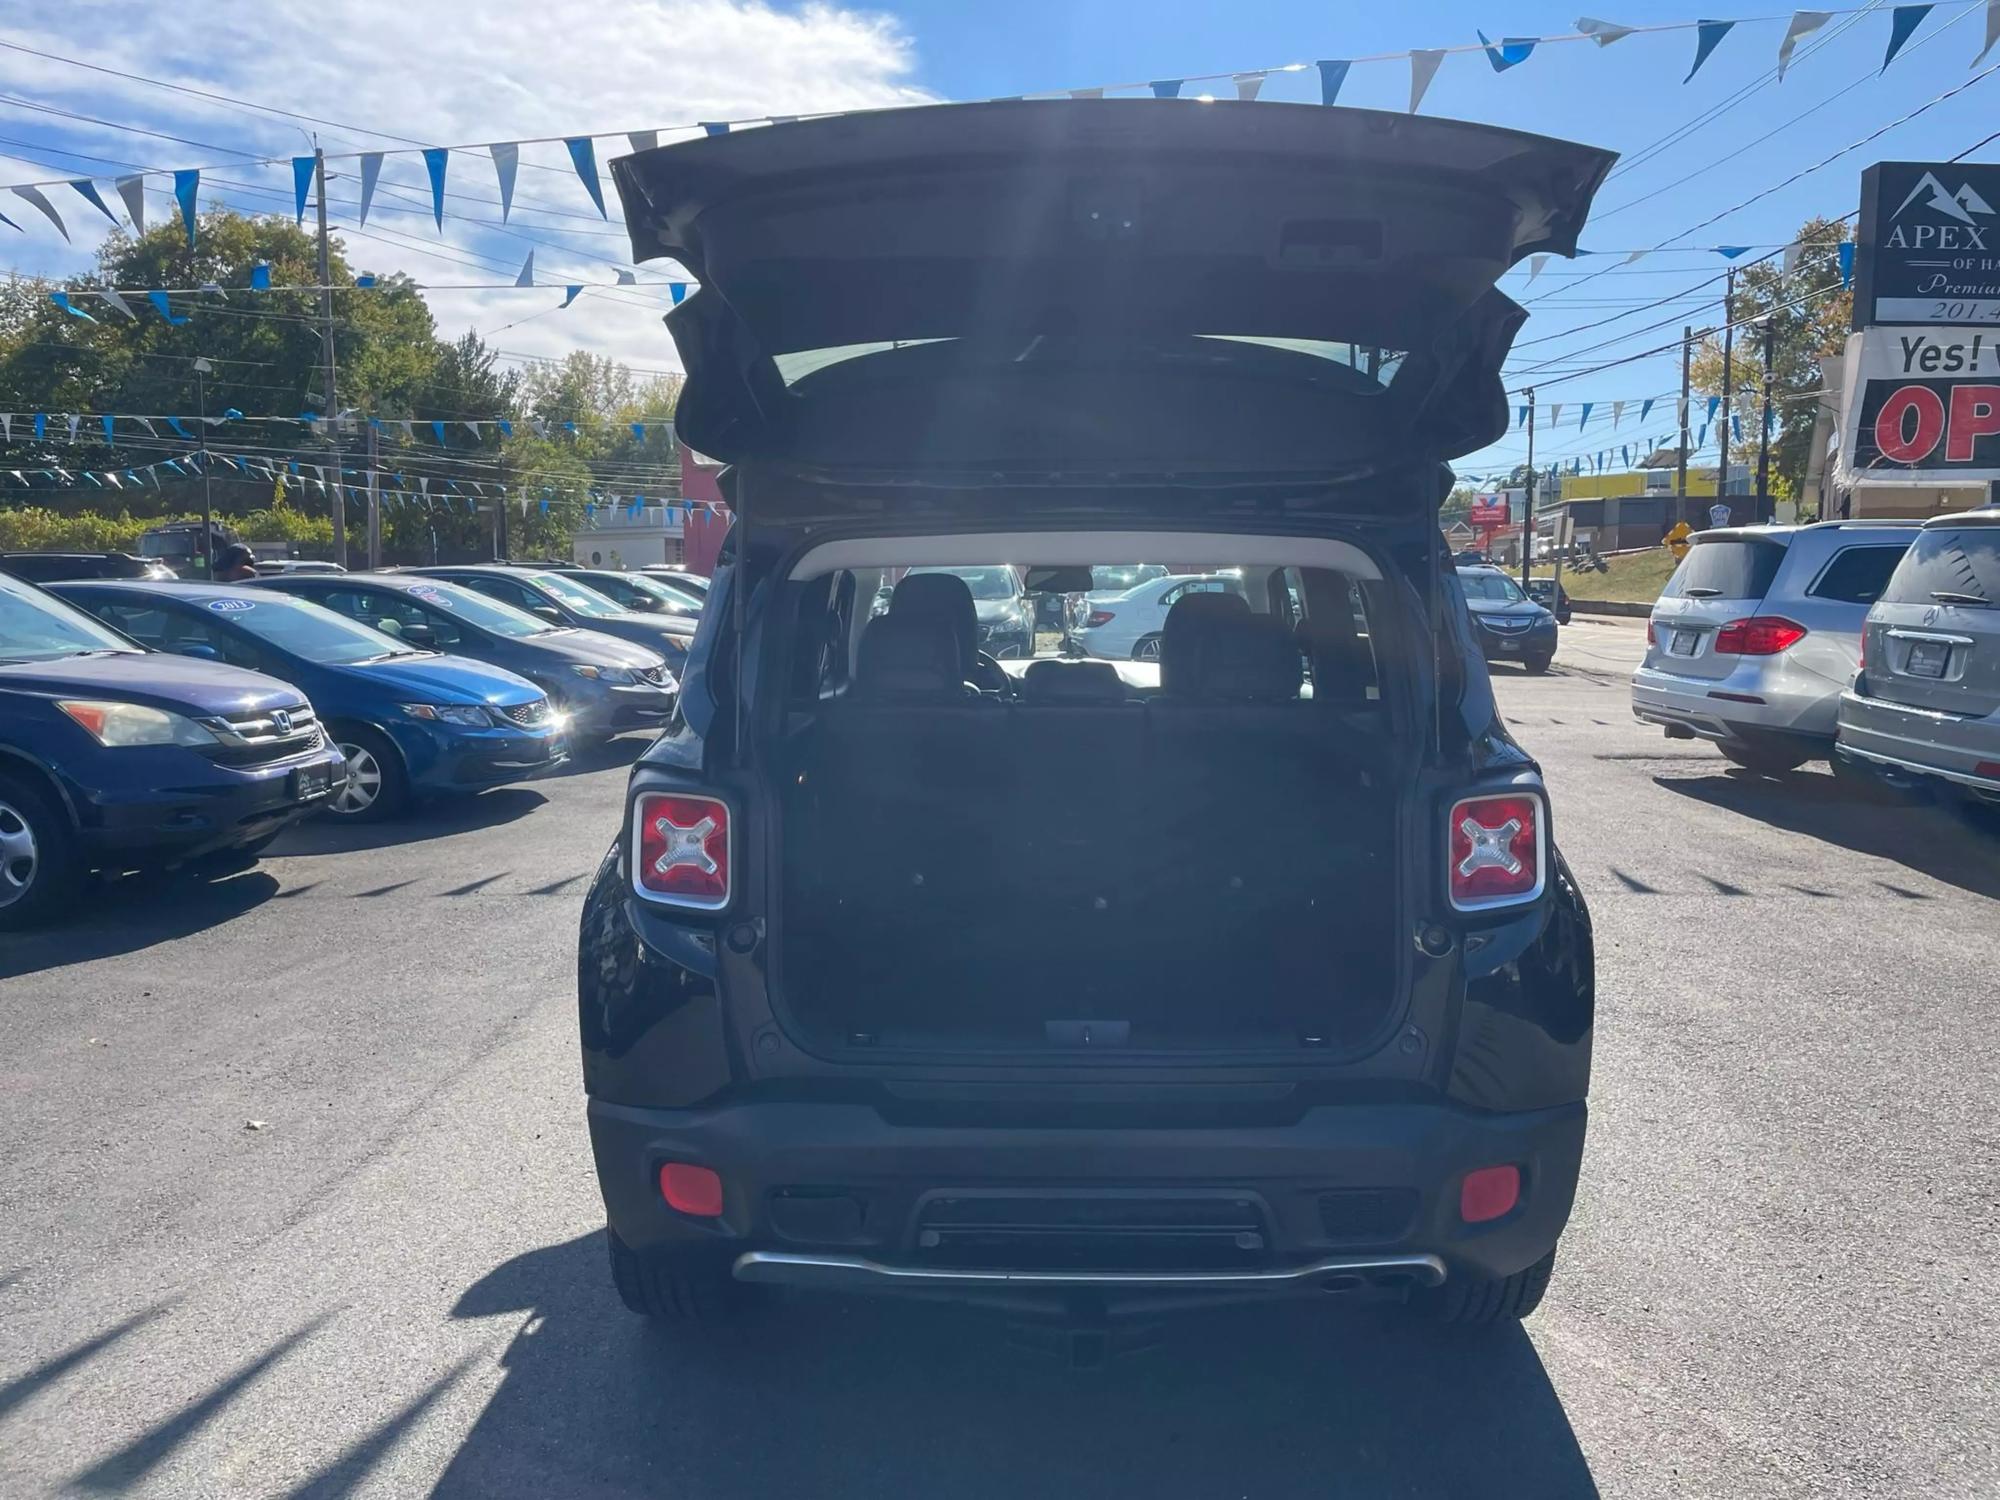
[1665,539,1786,600]
[1880,527,2000,606]
[1806,545,1910,606]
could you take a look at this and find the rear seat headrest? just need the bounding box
[1160,591,1246,695]
[890,572,979,672]
[1021,659,1129,704]
[854,613,968,698]
[1161,602,1303,702]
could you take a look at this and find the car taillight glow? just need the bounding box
[659,1162,724,1217]
[1460,1164,1522,1224]
[1645,618,1656,646]
[1447,792,1544,910]
[632,791,731,909]
[1713,615,1807,655]
[1086,610,1116,628]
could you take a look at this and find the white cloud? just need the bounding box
[0,1,936,373]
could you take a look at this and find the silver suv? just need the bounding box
[1633,521,1920,773]
[1836,509,2000,804]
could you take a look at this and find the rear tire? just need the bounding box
[1420,1249,1556,1326]
[326,726,409,822]
[0,775,83,932]
[1132,634,1162,662]
[1720,740,1810,776]
[606,1229,744,1324]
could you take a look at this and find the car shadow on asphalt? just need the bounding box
[0,870,279,978]
[545,732,652,778]
[265,788,547,859]
[432,1233,1598,1499]
[1655,770,2000,900]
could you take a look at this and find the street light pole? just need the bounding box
[1756,317,1776,520]
[1718,266,1735,510]
[314,147,346,567]
[1521,386,1536,590]
[194,356,214,578]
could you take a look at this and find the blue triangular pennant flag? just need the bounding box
[1884,5,1932,70]
[1315,60,1351,104]
[102,415,115,444]
[355,274,376,288]
[631,423,646,441]
[422,148,448,231]
[561,286,583,308]
[69,180,118,224]
[1640,397,1655,423]
[1731,413,1743,441]
[173,169,199,247]
[49,292,95,322]
[1686,20,1736,82]
[146,291,188,325]
[431,420,447,445]
[669,283,688,306]
[496,419,512,438]
[33,412,45,439]
[702,122,730,137]
[1717,245,1751,259]
[562,421,577,435]
[1579,402,1593,431]
[166,418,193,439]
[564,138,608,217]
[1477,32,1538,72]
[292,156,315,221]
[1150,80,1183,98]
[1838,241,1855,287]
[1697,423,1709,447]
[1517,405,1530,429]
[250,262,271,291]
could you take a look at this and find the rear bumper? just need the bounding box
[1837,689,2000,790]
[1632,661,1835,743]
[588,1094,1586,1296]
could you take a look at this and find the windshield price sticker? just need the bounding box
[410,586,454,608]
[205,598,256,612]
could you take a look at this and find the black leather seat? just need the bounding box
[891,572,1011,692]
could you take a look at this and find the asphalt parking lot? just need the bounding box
[1,618,1994,1499]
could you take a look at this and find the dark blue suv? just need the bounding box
[0,571,344,929]
[53,581,567,823]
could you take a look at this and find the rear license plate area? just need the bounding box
[1905,639,1950,678]
[290,763,333,800]
[911,1193,1270,1270]
[1669,629,1701,657]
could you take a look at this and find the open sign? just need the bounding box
[1851,378,2000,475]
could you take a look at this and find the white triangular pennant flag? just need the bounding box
[1980,1,2000,67]
[615,269,636,285]
[12,185,69,241]
[1527,255,1550,283]
[627,131,659,154]
[1782,241,1804,273]
[114,174,145,231]
[1612,400,1625,428]
[489,142,519,222]
[1234,72,1266,101]
[66,413,80,441]
[1776,11,1831,80]
[1,415,10,442]
[531,417,549,438]
[515,249,535,287]
[399,420,415,443]
[1678,397,1690,427]
[1408,50,1445,112]
[1623,249,1647,266]
[1070,87,1104,100]
[464,421,482,439]
[1549,403,1563,428]
[357,153,383,226]
[98,287,137,320]
[135,416,157,437]
[1576,17,1636,46]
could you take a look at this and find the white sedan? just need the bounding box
[1070,573,1249,661]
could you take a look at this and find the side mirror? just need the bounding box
[628,594,662,612]
[532,605,562,623]
[175,642,222,662]
[401,623,437,648]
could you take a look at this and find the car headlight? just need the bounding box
[56,700,220,748]
[400,703,493,726]
[571,664,638,685]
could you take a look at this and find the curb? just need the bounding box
[1565,599,1651,618]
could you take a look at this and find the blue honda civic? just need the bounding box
[52,581,567,823]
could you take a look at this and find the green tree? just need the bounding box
[1689,216,1853,500]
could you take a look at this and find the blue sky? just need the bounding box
[3,2,1999,483]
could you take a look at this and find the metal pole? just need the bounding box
[1756,317,1776,520]
[365,420,381,569]
[315,147,346,567]
[1678,326,1692,501]
[495,448,509,560]
[1521,386,1536,590]
[194,358,213,578]
[1717,266,1735,506]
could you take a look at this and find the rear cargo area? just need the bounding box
[777,576,1405,1054]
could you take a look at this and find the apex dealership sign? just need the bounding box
[1840,330,2000,479]
[1855,162,2000,328]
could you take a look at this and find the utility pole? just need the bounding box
[1521,386,1536,590]
[365,420,381,569]
[193,356,214,578]
[1678,326,1693,501]
[494,447,509,560]
[314,146,346,567]
[1756,317,1776,521]
[1717,266,1735,513]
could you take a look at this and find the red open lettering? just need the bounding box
[1947,384,2000,461]
[1874,385,1946,464]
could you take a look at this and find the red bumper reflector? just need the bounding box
[659,1162,725,1217]
[1975,761,2000,781]
[1459,1164,1522,1224]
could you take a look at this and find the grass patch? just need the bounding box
[1560,547,1680,605]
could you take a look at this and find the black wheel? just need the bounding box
[326,726,409,822]
[1525,654,1554,675]
[606,1229,744,1323]
[1419,1249,1556,1327]
[1720,740,1810,776]
[1132,634,1163,662]
[0,774,84,932]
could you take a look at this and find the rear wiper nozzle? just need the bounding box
[1930,590,1990,606]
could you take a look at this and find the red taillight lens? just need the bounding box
[659,1162,724,1217]
[633,791,731,908]
[1645,618,1656,646]
[1447,793,1543,910]
[1714,616,1807,656]
[1086,610,1116,628]
[1460,1164,1522,1224]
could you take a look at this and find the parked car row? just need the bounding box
[1632,513,1998,810]
[0,562,705,929]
